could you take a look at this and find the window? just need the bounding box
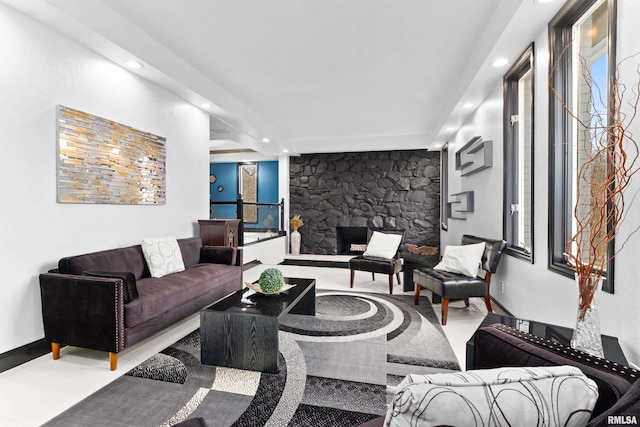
[548,0,616,292]
[504,44,534,262]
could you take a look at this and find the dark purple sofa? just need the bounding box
[39,237,242,370]
[472,324,640,426]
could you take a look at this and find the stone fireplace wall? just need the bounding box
[289,150,440,254]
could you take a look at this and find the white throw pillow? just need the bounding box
[363,231,403,260]
[141,237,185,278]
[385,366,598,427]
[433,242,485,277]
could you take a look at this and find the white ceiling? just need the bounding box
[2,0,565,156]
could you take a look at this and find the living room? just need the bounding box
[1,0,639,425]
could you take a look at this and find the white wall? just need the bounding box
[443,0,640,366]
[0,4,211,353]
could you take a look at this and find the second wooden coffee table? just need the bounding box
[200,277,315,373]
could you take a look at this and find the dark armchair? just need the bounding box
[413,235,506,325]
[349,229,406,294]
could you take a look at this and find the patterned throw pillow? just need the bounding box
[141,237,185,278]
[385,366,598,427]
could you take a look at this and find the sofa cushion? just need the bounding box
[200,246,236,266]
[124,263,241,328]
[141,237,185,278]
[177,237,203,268]
[385,366,598,427]
[59,245,149,279]
[587,379,640,426]
[83,270,138,303]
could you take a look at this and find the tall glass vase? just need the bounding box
[571,274,604,358]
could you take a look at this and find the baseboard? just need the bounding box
[243,259,262,270]
[0,339,50,373]
[490,297,513,317]
[280,258,350,269]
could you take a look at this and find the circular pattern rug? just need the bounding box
[43,292,460,427]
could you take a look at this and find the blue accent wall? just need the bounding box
[258,161,279,203]
[209,162,237,219]
[209,161,279,225]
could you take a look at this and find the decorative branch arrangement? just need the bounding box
[550,50,640,320]
[290,215,304,232]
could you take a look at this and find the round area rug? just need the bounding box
[42,292,460,427]
[279,293,406,339]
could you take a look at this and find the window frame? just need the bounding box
[503,43,535,262]
[441,143,449,232]
[547,0,617,292]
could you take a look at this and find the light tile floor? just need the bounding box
[0,263,492,427]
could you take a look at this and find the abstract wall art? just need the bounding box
[239,162,258,223]
[57,105,166,204]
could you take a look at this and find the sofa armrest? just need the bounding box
[199,246,242,266]
[39,273,125,354]
[473,324,638,419]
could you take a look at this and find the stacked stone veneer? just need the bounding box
[289,150,440,255]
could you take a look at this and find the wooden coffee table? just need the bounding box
[200,277,315,373]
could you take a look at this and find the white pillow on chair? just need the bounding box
[433,242,485,277]
[363,231,403,260]
[385,366,598,427]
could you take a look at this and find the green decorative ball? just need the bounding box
[258,268,285,293]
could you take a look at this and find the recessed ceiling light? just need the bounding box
[491,58,509,68]
[536,0,556,4]
[462,103,474,109]
[433,143,442,149]
[200,103,212,109]
[124,60,144,69]
[282,149,289,153]
[262,138,270,143]
[446,127,456,131]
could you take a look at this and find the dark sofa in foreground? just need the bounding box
[360,323,639,426]
[39,237,242,370]
[472,324,639,426]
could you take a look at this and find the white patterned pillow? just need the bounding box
[141,237,185,278]
[385,366,598,427]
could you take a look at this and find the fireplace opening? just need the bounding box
[336,227,368,255]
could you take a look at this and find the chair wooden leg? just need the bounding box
[414,284,421,305]
[371,272,375,281]
[350,270,355,288]
[484,272,493,313]
[484,295,493,313]
[51,342,60,360]
[441,299,449,325]
[109,352,118,371]
[464,298,470,307]
[396,272,401,284]
[388,275,393,294]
